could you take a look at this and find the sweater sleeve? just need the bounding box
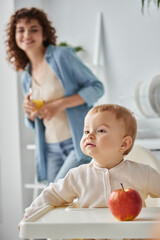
[145,165,160,198]
[24,171,77,217]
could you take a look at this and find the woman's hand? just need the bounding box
[37,98,63,121]
[23,92,38,121]
[37,94,85,121]
[18,216,28,231]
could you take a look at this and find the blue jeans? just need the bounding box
[45,138,90,184]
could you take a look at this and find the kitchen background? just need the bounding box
[1,0,160,239]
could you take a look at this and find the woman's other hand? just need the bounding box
[37,94,85,121]
[37,98,63,121]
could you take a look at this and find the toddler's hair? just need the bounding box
[90,104,137,155]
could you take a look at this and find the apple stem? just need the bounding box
[121,183,124,190]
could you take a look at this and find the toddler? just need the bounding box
[19,104,160,228]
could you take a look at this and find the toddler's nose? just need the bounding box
[87,132,95,139]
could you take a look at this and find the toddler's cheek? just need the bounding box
[80,139,85,153]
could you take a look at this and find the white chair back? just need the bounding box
[124,144,160,207]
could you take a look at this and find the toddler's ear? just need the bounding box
[120,136,132,153]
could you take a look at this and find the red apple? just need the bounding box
[109,183,142,221]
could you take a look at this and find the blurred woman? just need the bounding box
[6,7,104,184]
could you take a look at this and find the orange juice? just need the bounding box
[32,100,44,109]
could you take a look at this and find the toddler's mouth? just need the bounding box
[85,142,96,148]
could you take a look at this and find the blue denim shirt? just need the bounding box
[21,45,104,181]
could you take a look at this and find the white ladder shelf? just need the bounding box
[25,144,46,201]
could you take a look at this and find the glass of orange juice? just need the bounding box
[30,87,44,110]
[32,99,44,109]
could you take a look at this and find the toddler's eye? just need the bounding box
[98,129,105,133]
[84,130,89,134]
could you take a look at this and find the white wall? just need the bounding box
[44,0,160,102]
[0,0,23,239]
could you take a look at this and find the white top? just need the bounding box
[24,159,160,217]
[32,61,71,143]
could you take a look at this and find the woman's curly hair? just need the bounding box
[6,7,57,71]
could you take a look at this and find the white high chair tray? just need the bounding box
[19,206,160,239]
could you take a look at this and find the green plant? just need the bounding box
[142,0,160,11]
[58,42,83,52]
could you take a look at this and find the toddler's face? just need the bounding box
[80,110,125,168]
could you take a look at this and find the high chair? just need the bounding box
[124,144,160,207]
